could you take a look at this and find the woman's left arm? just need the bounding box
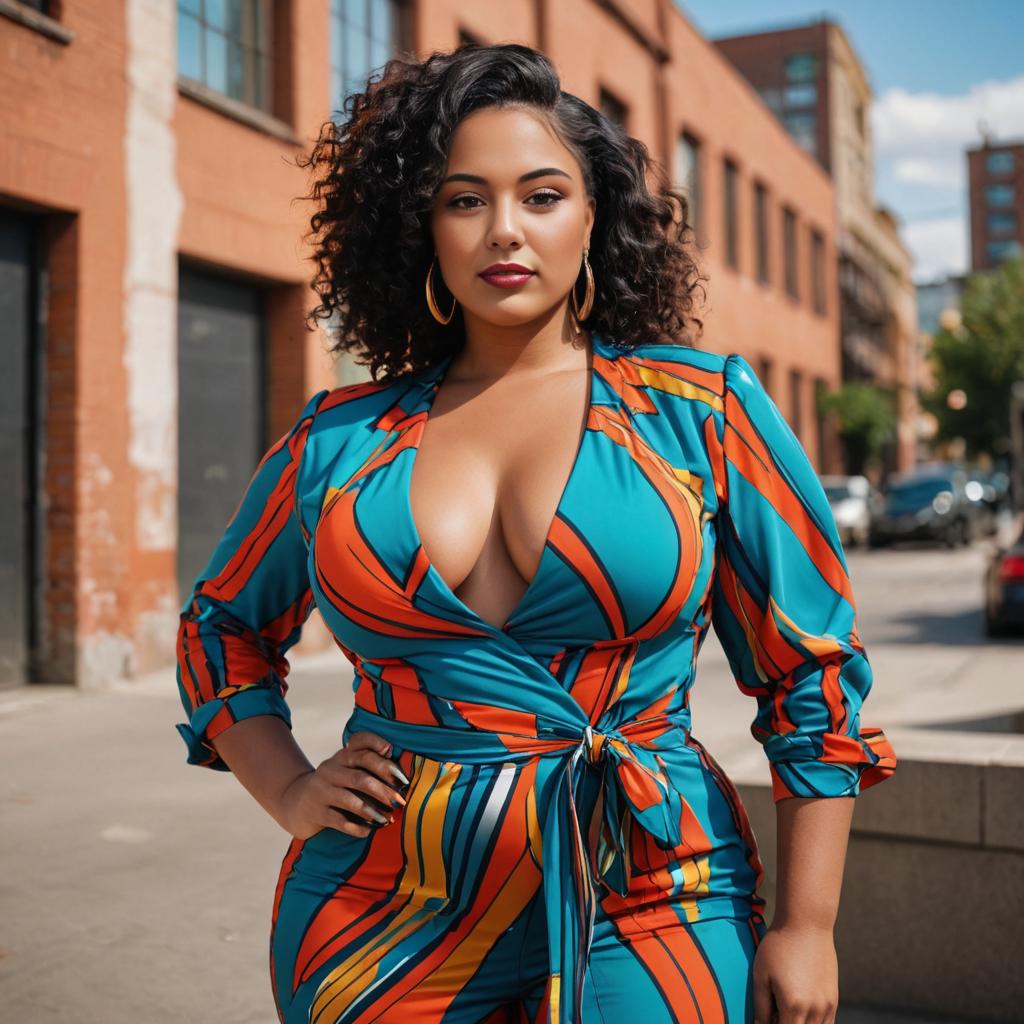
[709,354,898,1023]
[750,795,853,1023]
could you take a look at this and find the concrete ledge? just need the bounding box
[736,725,1024,1023]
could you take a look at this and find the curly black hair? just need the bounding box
[295,41,707,383]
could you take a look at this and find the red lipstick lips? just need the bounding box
[478,262,535,288]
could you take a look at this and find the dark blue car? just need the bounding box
[870,467,975,548]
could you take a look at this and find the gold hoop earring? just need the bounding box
[571,247,595,322]
[425,255,457,325]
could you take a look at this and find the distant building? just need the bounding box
[914,273,968,458]
[713,16,920,476]
[916,274,967,339]
[967,138,1023,272]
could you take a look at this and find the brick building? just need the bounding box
[712,16,920,476]
[967,136,1023,272]
[1,0,838,689]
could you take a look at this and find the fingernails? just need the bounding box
[365,806,389,824]
[390,794,406,808]
[388,762,411,786]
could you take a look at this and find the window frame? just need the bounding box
[176,0,274,115]
[754,179,770,285]
[783,205,799,300]
[809,226,826,315]
[723,156,739,270]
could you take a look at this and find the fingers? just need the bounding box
[329,786,393,827]
[347,730,394,756]
[319,731,414,838]
[348,750,409,798]
[323,805,373,838]
[338,733,410,795]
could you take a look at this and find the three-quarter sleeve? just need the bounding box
[175,388,330,771]
[710,353,897,801]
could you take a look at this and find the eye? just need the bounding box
[446,191,565,209]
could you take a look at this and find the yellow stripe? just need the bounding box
[635,365,725,411]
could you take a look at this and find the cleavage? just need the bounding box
[408,368,590,630]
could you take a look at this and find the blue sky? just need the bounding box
[676,1,1024,282]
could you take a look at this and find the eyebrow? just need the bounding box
[439,167,573,187]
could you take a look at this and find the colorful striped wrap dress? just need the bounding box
[175,335,898,1024]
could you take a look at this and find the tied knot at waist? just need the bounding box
[529,712,696,1024]
[343,705,693,1024]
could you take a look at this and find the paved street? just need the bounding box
[1,522,1019,1023]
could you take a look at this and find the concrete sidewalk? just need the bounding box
[0,653,991,1024]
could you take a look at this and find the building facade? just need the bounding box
[713,16,920,477]
[967,137,1023,272]
[1,0,838,689]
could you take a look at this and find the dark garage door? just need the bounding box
[0,211,42,687]
[177,264,265,607]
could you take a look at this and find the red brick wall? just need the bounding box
[2,1,130,683]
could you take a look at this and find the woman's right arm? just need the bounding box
[175,388,408,840]
[210,717,408,840]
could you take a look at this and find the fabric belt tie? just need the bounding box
[344,704,693,1024]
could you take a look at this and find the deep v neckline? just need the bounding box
[401,335,601,635]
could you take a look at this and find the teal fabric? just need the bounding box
[176,335,896,1023]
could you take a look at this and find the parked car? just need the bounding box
[984,524,1024,636]
[869,465,975,548]
[821,474,876,548]
[965,465,1012,535]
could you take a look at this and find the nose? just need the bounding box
[486,195,524,249]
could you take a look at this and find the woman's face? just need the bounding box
[429,105,595,330]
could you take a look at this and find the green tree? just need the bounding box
[817,382,897,476]
[922,253,1024,458]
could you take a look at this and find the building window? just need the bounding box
[782,111,817,154]
[987,211,1017,236]
[331,0,399,113]
[599,88,628,128]
[758,86,782,112]
[810,227,826,315]
[783,83,817,108]
[723,158,739,269]
[177,0,272,111]
[754,181,769,284]
[985,150,1016,176]
[784,52,818,82]
[789,368,803,440]
[676,131,702,237]
[985,183,1016,207]
[758,357,774,399]
[783,206,798,299]
[988,239,1022,264]
[814,377,828,470]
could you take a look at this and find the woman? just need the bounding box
[174,42,897,1024]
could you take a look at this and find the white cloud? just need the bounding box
[872,74,1024,279]
[872,74,1024,154]
[903,216,967,283]
[891,157,962,189]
